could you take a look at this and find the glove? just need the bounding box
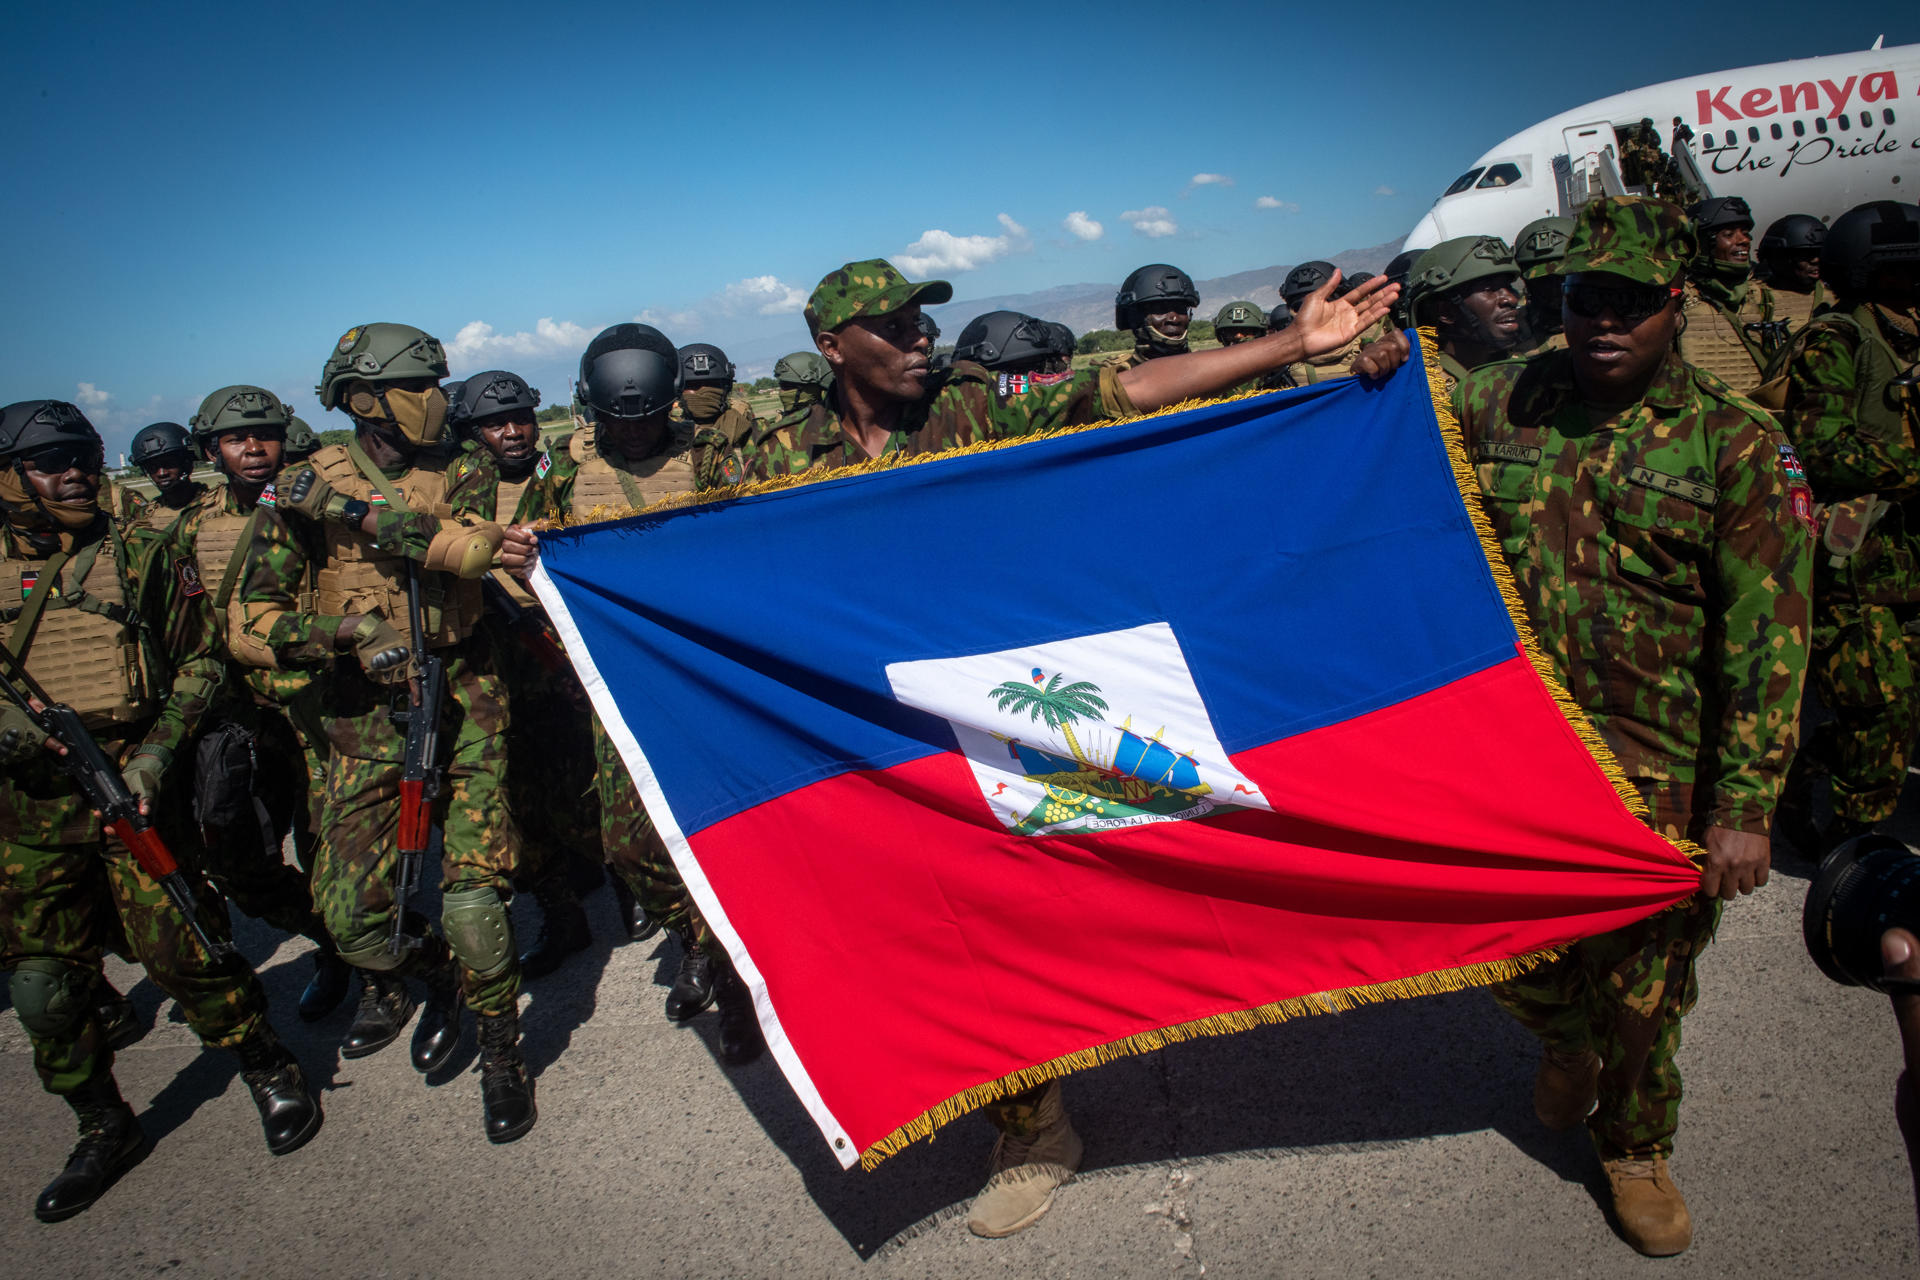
[121,747,169,808]
[0,703,45,765]
[349,615,412,685]
[285,467,354,523]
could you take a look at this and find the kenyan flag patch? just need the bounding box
[20,569,38,599]
[535,451,552,480]
[256,482,278,508]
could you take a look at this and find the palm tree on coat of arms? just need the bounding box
[989,669,1109,766]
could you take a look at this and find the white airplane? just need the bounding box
[1403,40,1920,251]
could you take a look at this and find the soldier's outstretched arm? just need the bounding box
[1115,274,1398,412]
[1788,331,1920,499]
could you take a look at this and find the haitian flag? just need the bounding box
[531,336,1702,1169]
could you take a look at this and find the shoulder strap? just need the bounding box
[214,507,266,611]
[346,439,399,508]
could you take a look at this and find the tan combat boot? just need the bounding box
[1533,1044,1601,1130]
[1604,1155,1692,1256]
[966,1081,1084,1238]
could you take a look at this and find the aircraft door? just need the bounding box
[1558,122,1622,212]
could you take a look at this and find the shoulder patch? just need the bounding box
[720,453,745,485]
[997,372,1032,397]
[256,482,277,508]
[1032,368,1075,386]
[176,556,205,598]
[1777,443,1819,537]
[535,451,552,481]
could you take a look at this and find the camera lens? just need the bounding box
[1803,834,1920,990]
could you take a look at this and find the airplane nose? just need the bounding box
[1403,209,1444,252]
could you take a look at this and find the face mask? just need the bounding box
[0,463,97,534]
[1138,319,1191,355]
[350,385,447,445]
[680,386,729,422]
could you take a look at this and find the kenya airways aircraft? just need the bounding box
[1403,40,1920,251]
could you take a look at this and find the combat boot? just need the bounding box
[95,978,145,1052]
[34,1076,148,1223]
[966,1081,1083,1238]
[410,948,463,1074]
[664,928,715,1022]
[1533,1044,1601,1131]
[298,943,352,1022]
[1603,1155,1692,1256]
[517,875,591,980]
[339,971,415,1059]
[610,874,661,943]
[712,951,765,1066]
[475,1006,537,1143]
[232,1030,324,1155]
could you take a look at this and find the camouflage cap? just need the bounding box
[805,259,954,336]
[1559,196,1696,287]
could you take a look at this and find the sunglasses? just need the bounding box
[1563,281,1683,321]
[22,445,104,475]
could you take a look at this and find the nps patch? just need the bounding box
[176,557,205,598]
[1625,465,1718,510]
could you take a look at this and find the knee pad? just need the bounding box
[10,957,92,1038]
[334,930,407,972]
[441,887,514,980]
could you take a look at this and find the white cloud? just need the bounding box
[75,382,111,407]
[1374,185,1398,197]
[1063,210,1104,241]
[895,214,1031,275]
[446,318,595,368]
[1186,173,1234,193]
[1255,195,1300,212]
[1121,206,1179,239]
[634,306,704,330]
[719,275,807,316]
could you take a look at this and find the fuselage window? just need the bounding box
[1886,108,1898,126]
[1816,116,1828,134]
[1477,162,1524,189]
[1839,113,1852,131]
[1771,123,1783,140]
[1793,119,1806,137]
[1861,111,1873,129]
[1444,168,1486,196]
[1748,126,1760,143]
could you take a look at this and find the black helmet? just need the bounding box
[953,310,1069,372]
[1115,264,1199,330]
[677,343,736,389]
[1821,201,1920,298]
[914,313,941,345]
[577,324,680,421]
[1758,213,1828,261]
[1281,260,1337,308]
[1383,249,1422,291]
[1689,195,1754,235]
[1044,321,1076,357]
[1337,271,1374,300]
[447,370,540,434]
[1267,301,1293,333]
[0,400,101,461]
[129,421,195,466]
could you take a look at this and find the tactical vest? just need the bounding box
[567,424,701,519]
[191,503,254,607]
[1768,285,1823,338]
[0,529,153,730]
[491,473,537,608]
[305,445,480,650]
[1678,282,1769,393]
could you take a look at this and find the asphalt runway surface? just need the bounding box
[2,824,1916,1278]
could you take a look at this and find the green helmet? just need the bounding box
[1408,236,1519,326]
[316,322,449,410]
[190,385,292,453]
[774,351,832,388]
[284,416,318,461]
[1211,300,1266,335]
[1512,217,1575,280]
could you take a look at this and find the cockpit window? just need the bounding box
[1476,162,1525,189]
[1444,168,1486,196]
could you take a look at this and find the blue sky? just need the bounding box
[3,1,1911,456]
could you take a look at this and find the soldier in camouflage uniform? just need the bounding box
[675,343,759,448]
[1406,235,1524,395]
[0,400,323,1222]
[1512,216,1574,355]
[1097,264,1200,373]
[1272,260,1391,387]
[743,256,1400,1239]
[1211,301,1267,348]
[951,310,1075,376]
[1757,213,1830,337]
[443,370,606,977]
[171,385,349,1023]
[1456,197,1813,1256]
[120,422,208,578]
[496,325,761,1065]
[1772,201,1920,850]
[1678,196,1783,394]
[232,323,537,1143]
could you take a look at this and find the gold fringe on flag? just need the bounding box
[551,332,1699,1168]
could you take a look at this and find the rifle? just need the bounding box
[390,560,445,955]
[0,646,236,963]
[481,576,566,673]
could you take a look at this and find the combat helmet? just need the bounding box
[0,400,100,462]
[129,421,195,467]
[952,311,1069,372]
[1760,213,1827,259]
[576,323,680,421]
[1383,249,1424,328]
[1267,301,1292,333]
[1407,236,1519,326]
[1513,217,1575,278]
[1821,201,1920,299]
[446,371,540,436]
[1114,264,1199,330]
[190,386,292,455]
[1280,261,1337,310]
[678,344,737,389]
[316,322,450,446]
[774,351,832,389]
[1689,196,1754,236]
[283,416,319,462]
[1213,301,1266,338]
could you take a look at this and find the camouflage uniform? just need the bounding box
[1677,272,1781,395]
[1776,301,1920,825]
[1,515,267,1095]
[118,478,209,581]
[233,443,522,1016]
[1456,199,1814,1161]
